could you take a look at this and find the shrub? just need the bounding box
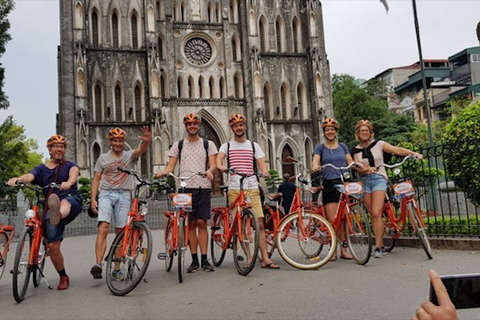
[442,101,480,206]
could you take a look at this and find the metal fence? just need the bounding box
[2,138,479,239]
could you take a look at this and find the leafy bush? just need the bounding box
[442,101,480,206]
[77,177,91,205]
[424,216,480,237]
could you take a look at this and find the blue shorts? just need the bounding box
[360,174,388,193]
[184,189,212,221]
[45,194,82,242]
[98,190,131,228]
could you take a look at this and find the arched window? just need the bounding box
[232,37,238,61]
[91,10,99,48]
[93,143,101,168]
[74,3,84,29]
[219,77,226,98]
[188,76,195,98]
[292,17,301,53]
[94,83,102,122]
[229,0,238,24]
[114,84,122,121]
[275,16,285,53]
[112,11,119,48]
[234,73,243,99]
[158,36,164,59]
[304,139,312,170]
[281,83,289,120]
[160,73,166,98]
[134,84,142,121]
[263,83,273,120]
[259,17,268,52]
[131,12,138,49]
[207,3,213,22]
[216,4,221,22]
[310,14,317,37]
[209,76,215,98]
[180,1,186,21]
[281,145,295,177]
[199,76,205,98]
[177,76,183,98]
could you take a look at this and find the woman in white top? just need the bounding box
[351,120,422,258]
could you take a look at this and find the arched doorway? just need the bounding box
[200,120,222,196]
[281,144,295,177]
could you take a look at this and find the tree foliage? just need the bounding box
[331,74,417,148]
[0,116,42,198]
[442,101,480,206]
[0,0,14,110]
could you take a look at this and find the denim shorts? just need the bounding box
[98,190,131,228]
[45,194,82,242]
[360,174,388,193]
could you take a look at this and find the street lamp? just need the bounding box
[412,0,434,147]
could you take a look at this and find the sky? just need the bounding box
[0,0,479,159]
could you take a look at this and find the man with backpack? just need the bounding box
[216,113,280,269]
[156,113,217,272]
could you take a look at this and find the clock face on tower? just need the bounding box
[184,37,213,65]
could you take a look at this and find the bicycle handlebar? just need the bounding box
[321,162,360,172]
[167,172,205,181]
[379,154,417,169]
[226,168,263,178]
[117,166,170,189]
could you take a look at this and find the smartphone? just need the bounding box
[430,273,480,309]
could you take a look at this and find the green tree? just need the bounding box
[331,74,417,147]
[0,116,42,198]
[0,0,14,110]
[442,100,480,206]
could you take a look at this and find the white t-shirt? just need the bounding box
[218,140,264,190]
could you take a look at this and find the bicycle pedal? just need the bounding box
[157,252,167,260]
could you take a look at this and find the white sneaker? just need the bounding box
[372,247,383,258]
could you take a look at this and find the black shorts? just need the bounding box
[322,179,342,205]
[184,188,211,221]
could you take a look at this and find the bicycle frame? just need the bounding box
[215,184,251,251]
[384,181,425,236]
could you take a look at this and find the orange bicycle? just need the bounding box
[104,167,164,296]
[314,162,373,265]
[380,155,432,259]
[10,181,56,303]
[270,157,337,270]
[158,171,204,283]
[210,169,260,276]
[0,221,15,282]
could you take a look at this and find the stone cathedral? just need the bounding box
[57,0,333,194]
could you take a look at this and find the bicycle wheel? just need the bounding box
[13,227,33,303]
[33,237,47,287]
[276,211,336,270]
[345,205,372,265]
[382,203,397,252]
[105,222,153,296]
[164,217,174,272]
[408,202,432,259]
[232,209,260,276]
[177,217,186,283]
[210,210,226,267]
[0,232,8,281]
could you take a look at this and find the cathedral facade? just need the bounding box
[57,0,333,191]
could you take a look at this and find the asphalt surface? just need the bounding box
[0,230,479,320]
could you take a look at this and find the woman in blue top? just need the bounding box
[312,118,354,260]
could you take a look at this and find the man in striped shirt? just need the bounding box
[216,113,280,269]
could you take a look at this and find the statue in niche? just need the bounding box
[311,47,322,72]
[191,0,200,20]
[255,107,266,132]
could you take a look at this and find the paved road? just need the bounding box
[0,230,478,320]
